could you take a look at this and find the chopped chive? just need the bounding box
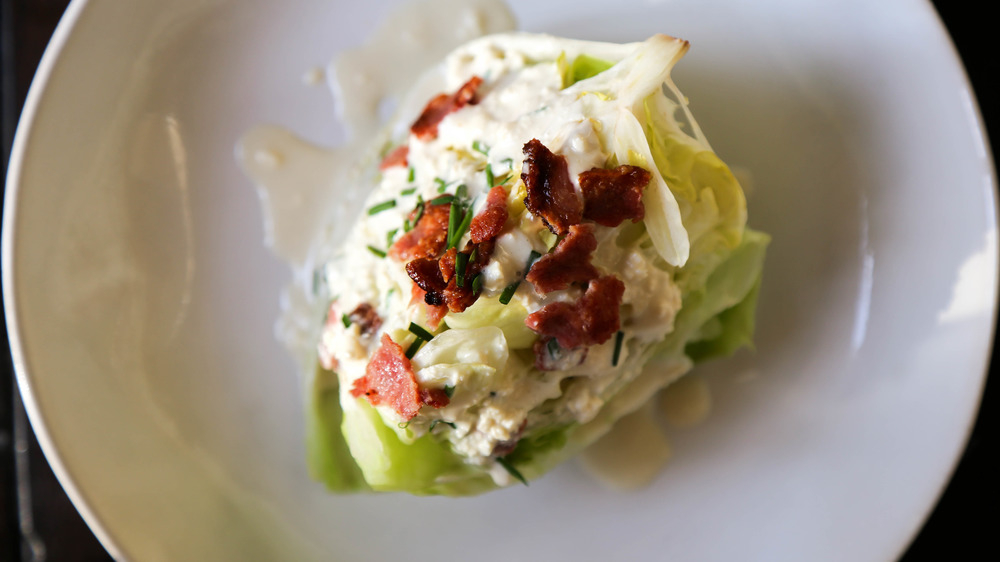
[367,199,397,215]
[341,313,352,328]
[403,218,412,232]
[405,338,423,359]
[401,187,417,196]
[408,322,434,342]
[472,140,489,155]
[446,200,461,249]
[398,421,411,429]
[407,167,415,182]
[455,251,470,288]
[429,420,456,430]
[472,274,483,294]
[449,202,474,248]
[386,228,398,248]
[431,195,455,206]
[546,337,561,358]
[498,281,520,304]
[455,183,468,199]
[496,457,528,486]
[469,247,478,264]
[412,196,425,224]
[367,245,387,258]
[485,163,494,187]
[434,177,448,193]
[525,250,542,273]
[501,157,514,169]
[444,385,455,398]
[612,331,625,366]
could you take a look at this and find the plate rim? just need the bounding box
[1,0,996,560]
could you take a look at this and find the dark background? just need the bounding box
[1,1,996,561]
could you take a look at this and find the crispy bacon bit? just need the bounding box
[521,139,582,235]
[379,145,409,170]
[390,196,451,261]
[439,247,458,283]
[406,257,447,305]
[533,337,588,372]
[420,388,451,409]
[525,275,625,349]
[469,185,509,243]
[579,165,651,226]
[410,76,483,141]
[350,334,448,420]
[526,224,599,293]
[411,285,448,329]
[347,302,382,336]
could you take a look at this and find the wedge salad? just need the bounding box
[308,33,768,495]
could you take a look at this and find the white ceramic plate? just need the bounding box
[4,0,996,560]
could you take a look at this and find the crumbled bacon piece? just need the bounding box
[526,224,600,293]
[521,139,582,235]
[350,334,448,420]
[525,275,625,349]
[439,247,458,283]
[469,185,509,243]
[405,257,448,306]
[410,76,483,141]
[347,302,382,336]
[390,196,451,261]
[379,145,409,170]
[579,165,651,227]
[411,285,448,329]
[420,388,451,409]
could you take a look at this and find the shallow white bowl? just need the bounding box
[4,0,996,560]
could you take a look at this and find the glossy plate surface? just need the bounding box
[3,0,995,560]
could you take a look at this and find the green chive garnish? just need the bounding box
[472,274,482,294]
[455,183,468,199]
[341,314,352,328]
[455,251,470,288]
[432,195,455,206]
[435,177,448,193]
[367,245,387,258]
[407,167,415,182]
[401,187,417,196]
[525,250,542,273]
[449,202,474,248]
[473,140,489,155]
[386,228,398,248]
[429,420,456,430]
[367,200,396,215]
[546,337,560,358]
[412,196,425,225]
[496,457,527,486]
[405,338,423,359]
[501,157,514,169]
[469,247,478,264]
[446,200,461,249]
[612,331,624,366]
[408,322,434,342]
[403,218,412,232]
[444,385,455,398]
[485,163,494,187]
[498,282,519,304]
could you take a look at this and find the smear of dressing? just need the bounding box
[659,372,712,428]
[579,402,672,491]
[238,0,516,266]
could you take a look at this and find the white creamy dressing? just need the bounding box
[239,0,715,490]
